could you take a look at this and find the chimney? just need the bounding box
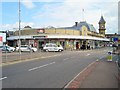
[75,22,78,27]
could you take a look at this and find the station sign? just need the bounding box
[33,36,47,39]
[0,36,2,46]
[0,33,6,42]
[0,36,2,42]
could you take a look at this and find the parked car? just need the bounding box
[7,46,15,51]
[16,45,37,52]
[43,43,63,52]
[0,45,14,53]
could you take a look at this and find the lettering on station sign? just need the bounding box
[33,36,47,39]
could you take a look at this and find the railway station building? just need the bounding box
[7,16,109,50]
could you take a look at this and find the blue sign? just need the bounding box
[113,37,118,41]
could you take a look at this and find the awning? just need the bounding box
[47,35,110,41]
[7,35,33,40]
[7,35,110,41]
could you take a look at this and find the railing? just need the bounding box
[117,47,120,89]
[116,46,120,68]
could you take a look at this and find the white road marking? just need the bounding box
[0,77,7,81]
[85,54,90,56]
[53,54,62,57]
[70,57,75,58]
[63,58,69,61]
[28,62,55,71]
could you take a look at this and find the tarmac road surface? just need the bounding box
[2,47,116,88]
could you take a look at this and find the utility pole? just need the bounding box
[19,0,21,59]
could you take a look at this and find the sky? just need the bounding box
[0,0,119,34]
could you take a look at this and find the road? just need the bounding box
[2,47,113,88]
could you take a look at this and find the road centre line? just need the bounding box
[28,62,55,71]
[0,77,7,81]
[63,58,69,61]
[70,57,75,58]
[85,54,90,56]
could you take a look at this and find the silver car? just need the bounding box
[16,45,37,52]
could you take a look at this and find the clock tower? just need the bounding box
[99,16,106,35]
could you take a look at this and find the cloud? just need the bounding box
[32,0,118,34]
[21,0,36,9]
[1,0,119,34]
[1,22,35,31]
[2,0,119,2]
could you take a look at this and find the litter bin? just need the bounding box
[107,51,112,61]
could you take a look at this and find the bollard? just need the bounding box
[107,51,112,61]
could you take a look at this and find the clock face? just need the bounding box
[100,24,104,29]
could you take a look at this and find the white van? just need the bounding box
[43,43,63,52]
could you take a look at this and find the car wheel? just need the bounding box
[59,49,62,52]
[18,49,22,52]
[46,49,49,52]
[31,49,34,52]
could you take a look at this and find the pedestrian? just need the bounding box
[82,44,86,50]
[87,43,90,50]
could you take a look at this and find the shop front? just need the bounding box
[7,35,109,50]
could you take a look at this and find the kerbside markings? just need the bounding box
[0,77,7,81]
[64,61,96,89]
[28,62,55,71]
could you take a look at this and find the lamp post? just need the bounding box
[19,0,21,59]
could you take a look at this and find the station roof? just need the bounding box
[59,21,97,32]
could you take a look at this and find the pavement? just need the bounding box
[64,57,120,89]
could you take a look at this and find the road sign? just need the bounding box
[0,33,6,42]
[113,37,118,42]
[107,51,112,61]
[0,36,2,46]
[0,36,2,42]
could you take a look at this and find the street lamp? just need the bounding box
[19,0,21,58]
